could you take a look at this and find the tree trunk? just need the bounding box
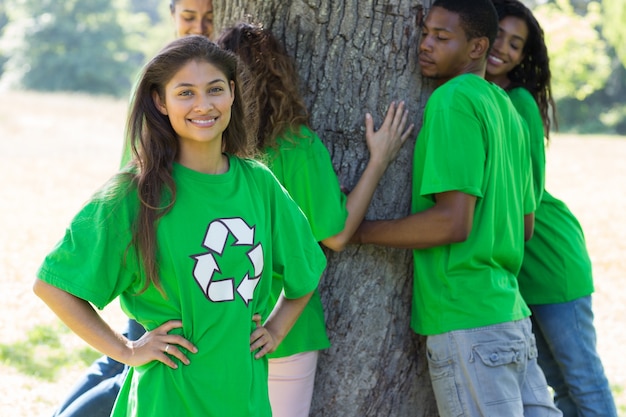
[215,1,438,416]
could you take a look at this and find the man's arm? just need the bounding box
[353,190,476,249]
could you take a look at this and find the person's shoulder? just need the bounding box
[275,124,320,150]
[506,95,541,146]
[434,73,490,102]
[508,87,535,103]
[92,171,137,205]
[233,155,268,171]
[427,75,492,119]
[290,124,316,139]
[69,171,138,225]
[235,156,288,199]
[470,79,517,111]
[503,86,540,122]
[446,73,489,90]
[234,155,277,180]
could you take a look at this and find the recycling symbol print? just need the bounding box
[191,217,263,306]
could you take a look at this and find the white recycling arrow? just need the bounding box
[237,273,260,306]
[221,218,255,246]
[247,244,264,277]
[236,244,264,305]
[208,278,235,302]
[203,221,229,255]
[192,217,264,304]
[191,252,220,292]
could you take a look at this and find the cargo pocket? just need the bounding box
[471,339,526,406]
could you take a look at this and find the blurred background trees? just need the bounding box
[0,0,624,132]
[0,0,170,97]
[529,0,626,134]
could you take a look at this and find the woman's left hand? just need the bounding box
[249,314,278,359]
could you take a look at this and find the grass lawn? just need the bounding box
[0,90,624,416]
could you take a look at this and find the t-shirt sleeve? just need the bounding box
[36,178,141,310]
[419,100,485,198]
[276,127,348,242]
[264,169,327,299]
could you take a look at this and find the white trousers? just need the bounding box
[268,351,319,417]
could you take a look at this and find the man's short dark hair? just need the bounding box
[432,0,498,47]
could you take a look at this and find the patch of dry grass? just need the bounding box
[0,91,624,416]
[0,91,129,416]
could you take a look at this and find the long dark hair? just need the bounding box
[492,0,557,139]
[217,22,310,151]
[126,35,255,294]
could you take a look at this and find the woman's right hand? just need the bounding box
[364,101,414,168]
[127,320,198,369]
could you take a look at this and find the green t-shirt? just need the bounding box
[37,156,326,417]
[263,125,348,358]
[410,74,534,335]
[518,191,594,303]
[508,89,595,304]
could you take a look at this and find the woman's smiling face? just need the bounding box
[171,0,214,39]
[154,59,234,155]
[486,16,528,85]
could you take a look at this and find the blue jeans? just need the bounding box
[530,296,617,417]
[426,318,562,417]
[52,319,146,417]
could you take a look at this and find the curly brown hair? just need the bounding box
[491,0,558,140]
[217,22,310,150]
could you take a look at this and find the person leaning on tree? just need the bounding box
[351,0,562,415]
[486,1,618,416]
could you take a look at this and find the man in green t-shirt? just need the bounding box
[353,1,561,416]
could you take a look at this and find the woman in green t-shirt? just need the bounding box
[486,1,617,416]
[217,22,413,417]
[34,35,326,417]
[50,2,217,416]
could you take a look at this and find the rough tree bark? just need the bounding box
[214,1,438,416]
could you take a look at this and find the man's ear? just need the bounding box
[469,36,490,60]
[153,91,168,115]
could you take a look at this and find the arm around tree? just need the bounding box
[353,190,476,250]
